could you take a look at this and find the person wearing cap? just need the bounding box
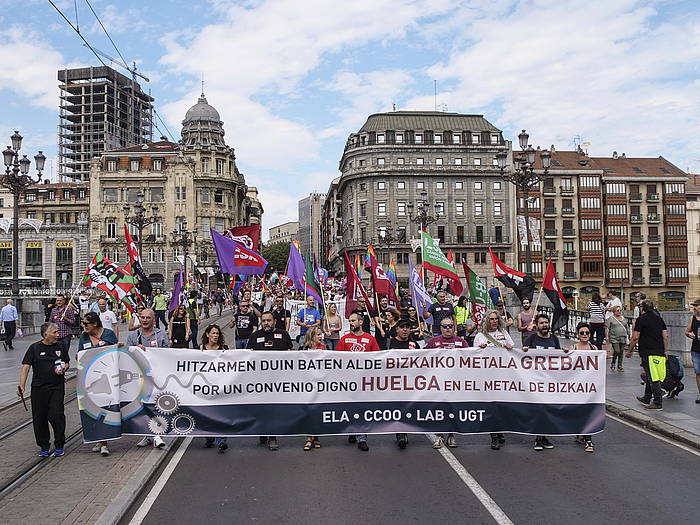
[388,319,419,449]
[685,299,700,403]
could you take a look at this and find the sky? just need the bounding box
[2,0,700,239]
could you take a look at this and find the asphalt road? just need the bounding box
[132,417,700,525]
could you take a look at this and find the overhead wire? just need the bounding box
[83,0,129,69]
[47,0,107,68]
[153,109,176,142]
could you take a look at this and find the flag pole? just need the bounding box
[61,281,83,321]
[533,285,544,313]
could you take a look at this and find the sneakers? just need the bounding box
[347,435,357,444]
[574,435,586,446]
[204,439,215,448]
[446,435,457,448]
[100,445,110,456]
[52,448,64,457]
[490,436,501,450]
[153,436,165,448]
[584,440,594,453]
[617,367,624,372]
[38,450,50,457]
[533,438,544,451]
[636,396,650,405]
[541,437,554,449]
[695,396,700,404]
[259,436,268,445]
[136,437,152,447]
[91,444,101,453]
[432,436,444,449]
[357,441,369,451]
[397,436,407,449]
[642,402,663,411]
[267,437,279,451]
[218,442,228,453]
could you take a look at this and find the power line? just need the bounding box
[153,108,175,142]
[84,0,129,69]
[47,0,107,68]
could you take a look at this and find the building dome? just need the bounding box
[183,93,221,123]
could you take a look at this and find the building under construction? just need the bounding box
[58,66,154,181]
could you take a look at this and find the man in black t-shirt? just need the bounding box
[247,312,293,451]
[423,291,455,335]
[231,303,258,348]
[271,297,291,331]
[389,319,418,449]
[627,300,668,409]
[18,322,69,457]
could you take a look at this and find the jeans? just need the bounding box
[642,355,663,405]
[155,310,168,329]
[357,434,367,442]
[187,320,198,348]
[205,437,227,447]
[235,338,249,349]
[58,335,72,356]
[590,323,606,350]
[326,338,339,351]
[611,342,626,368]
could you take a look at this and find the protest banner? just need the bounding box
[77,346,605,442]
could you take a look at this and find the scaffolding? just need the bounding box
[57,66,154,181]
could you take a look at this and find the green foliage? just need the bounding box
[261,241,290,274]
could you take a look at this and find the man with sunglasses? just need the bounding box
[422,290,455,336]
[230,302,258,349]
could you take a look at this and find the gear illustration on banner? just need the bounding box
[154,392,180,415]
[148,415,169,434]
[171,413,195,435]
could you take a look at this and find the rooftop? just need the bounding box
[105,140,178,154]
[358,111,501,133]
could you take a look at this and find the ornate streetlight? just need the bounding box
[407,191,440,233]
[123,189,161,258]
[170,220,197,284]
[496,130,551,274]
[1,131,46,296]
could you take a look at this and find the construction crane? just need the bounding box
[82,44,150,83]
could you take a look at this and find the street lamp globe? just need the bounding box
[496,149,508,170]
[2,146,13,167]
[540,149,552,170]
[525,145,536,165]
[34,151,46,172]
[518,130,529,150]
[10,131,22,151]
[18,155,30,175]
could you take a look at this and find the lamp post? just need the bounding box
[123,190,161,258]
[496,130,551,274]
[196,241,212,290]
[1,131,46,297]
[170,221,197,286]
[407,191,440,233]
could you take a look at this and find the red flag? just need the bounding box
[344,252,375,317]
[489,247,535,302]
[541,260,569,332]
[225,225,261,252]
[124,225,152,296]
[370,256,399,308]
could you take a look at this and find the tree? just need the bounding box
[261,241,290,274]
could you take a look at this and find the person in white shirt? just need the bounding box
[606,290,622,320]
[98,299,119,339]
[78,293,89,316]
[0,299,19,350]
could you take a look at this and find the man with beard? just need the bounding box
[423,290,455,337]
[516,298,537,345]
[389,319,418,449]
[374,295,390,350]
[271,296,292,331]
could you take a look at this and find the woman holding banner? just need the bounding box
[201,325,230,453]
[168,305,190,349]
[300,327,326,450]
[567,322,597,453]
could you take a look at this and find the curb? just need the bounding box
[606,400,700,451]
[93,439,177,525]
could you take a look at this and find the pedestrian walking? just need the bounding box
[271,296,291,331]
[566,322,597,452]
[18,323,69,457]
[49,295,77,357]
[231,302,258,348]
[684,299,700,404]
[384,308,401,342]
[336,311,380,451]
[404,306,424,345]
[627,299,668,410]
[587,292,607,350]
[473,311,514,451]
[523,313,561,451]
[168,305,190,348]
[200,324,229,452]
[186,291,200,348]
[97,299,119,340]
[455,296,471,339]
[295,296,322,345]
[247,311,294,451]
[300,326,326,451]
[1,298,19,350]
[606,305,630,372]
[78,312,118,456]
[128,309,169,449]
[153,289,169,329]
[516,298,537,346]
[374,296,390,349]
[389,319,419,449]
[322,302,342,351]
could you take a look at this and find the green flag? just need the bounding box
[304,255,324,307]
[420,231,462,294]
[462,262,493,323]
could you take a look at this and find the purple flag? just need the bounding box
[211,229,268,275]
[409,257,432,323]
[168,269,184,312]
[287,242,305,292]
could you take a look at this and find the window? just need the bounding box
[107,159,117,172]
[580,176,600,188]
[415,134,423,144]
[376,134,385,144]
[397,181,405,190]
[202,158,210,173]
[476,226,484,243]
[378,202,386,216]
[455,182,463,190]
[457,226,464,243]
[582,240,602,252]
[201,217,211,238]
[360,203,367,217]
[359,182,367,191]
[377,158,385,166]
[495,226,503,243]
[474,181,482,190]
[360,227,367,244]
[491,134,499,145]
[475,201,483,216]
[152,159,163,171]
[377,181,385,190]
[106,219,116,239]
[103,188,118,202]
[25,193,36,202]
[396,134,404,144]
[473,158,481,166]
[215,218,225,232]
[665,204,685,216]
[126,188,140,202]
[456,202,464,216]
[581,219,601,230]
[175,216,186,233]
[433,134,442,144]
[47,191,55,200]
[397,158,405,165]
[454,158,462,165]
[25,246,42,276]
[436,201,445,216]
[436,158,443,165]
[608,246,628,258]
[668,267,688,278]
[398,202,406,216]
[416,158,424,165]
[130,159,140,171]
[151,187,164,202]
[359,159,366,167]
[608,267,629,279]
[173,248,181,263]
[493,181,501,190]
[437,226,445,242]
[606,183,625,194]
[581,198,601,209]
[561,178,572,190]
[607,225,627,236]
[214,189,224,204]
[159,248,165,263]
[607,204,627,216]
[472,134,480,144]
[176,186,186,200]
[474,252,487,263]
[492,158,499,166]
[453,134,461,144]
[216,159,225,175]
[436,181,444,190]
[148,248,156,264]
[151,221,162,238]
[416,181,424,190]
[494,201,502,216]
[665,183,685,194]
[78,189,86,199]
[665,224,686,236]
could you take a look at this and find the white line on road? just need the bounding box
[128,437,193,525]
[606,413,700,458]
[426,433,514,525]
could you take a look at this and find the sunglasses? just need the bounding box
[488,317,499,321]
[579,330,590,335]
[440,324,454,329]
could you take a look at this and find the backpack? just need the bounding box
[666,354,683,379]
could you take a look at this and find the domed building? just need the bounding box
[88,92,263,288]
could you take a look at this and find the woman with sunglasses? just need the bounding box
[299,326,326,450]
[168,305,190,348]
[77,312,118,457]
[200,325,230,452]
[128,304,146,332]
[322,303,342,351]
[567,322,597,453]
[405,306,423,344]
[605,306,629,372]
[473,310,514,450]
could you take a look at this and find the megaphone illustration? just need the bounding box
[113,370,140,385]
[87,374,112,395]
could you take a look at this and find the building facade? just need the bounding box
[58,66,154,181]
[89,93,262,288]
[269,221,299,244]
[321,111,514,282]
[299,192,325,260]
[519,149,689,309]
[685,175,700,300]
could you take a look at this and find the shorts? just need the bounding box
[692,352,700,375]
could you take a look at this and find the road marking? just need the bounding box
[128,437,193,525]
[426,433,514,525]
[606,413,700,458]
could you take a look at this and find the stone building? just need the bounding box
[89,93,263,288]
[321,111,514,282]
[269,221,299,244]
[685,175,700,300]
[299,193,325,260]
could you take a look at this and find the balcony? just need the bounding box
[631,256,645,265]
[632,276,645,285]
[542,185,556,195]
[629,193,643,202]
[563,272,577,279]
[562,228,576,237]
[543,207,557,217]
[561,207,575,216]
[648,235,661,243]
[649,256,662,264]
[545,250,559,259]
[563,250,577,259]
[647,213,660,223]
[647,193,660,202]
[650,275,663,285]
[560,186,574,194]
[631,235,644,243]
[630,214,643,223]
[544,229,558,238]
